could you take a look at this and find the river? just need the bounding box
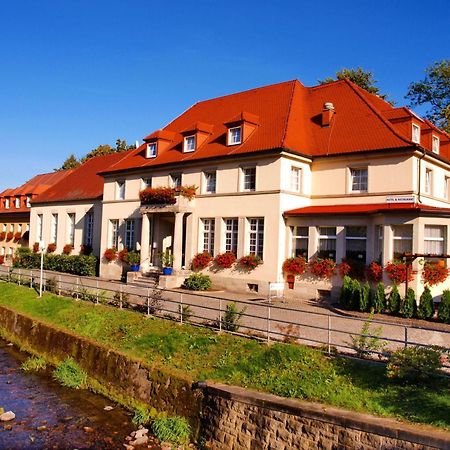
[0,339,162,449]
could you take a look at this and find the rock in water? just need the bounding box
[0,411,15,421]
[130,435,148,446]
[134,428,148,439]
[104,406,114,411]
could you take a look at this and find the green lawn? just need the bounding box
[0,282,449,429]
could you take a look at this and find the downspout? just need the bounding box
[417,146,426,204]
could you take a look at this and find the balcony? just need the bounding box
[139,186,196,214]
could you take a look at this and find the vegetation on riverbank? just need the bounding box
[0,282,449,430]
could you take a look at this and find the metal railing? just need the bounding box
[0,265,449,368]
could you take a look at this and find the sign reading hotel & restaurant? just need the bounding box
[385,196,416,203]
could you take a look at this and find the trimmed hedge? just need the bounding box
[13,247,97,277]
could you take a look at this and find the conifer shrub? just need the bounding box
[400,288,417,318]
[359,282,371,312]
[388,284,401,314]
[350,279,361,310]
[417,286,434,320]
[339,276,352,309]
[438,290,450,324]
[372,282,385,313]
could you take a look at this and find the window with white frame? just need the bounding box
[425,168,432,194]
[393,225,413,259]
[50,214,58,244]
[142,177,152,189]
[248,218,264,258]
[170,173,181,188]
[318,227,337,260]
[67,213,75,245]
[9,223,13,232]
[36,214,43,242]
[17,224,22,233]
[109,219,119,248]
[7,247,12,256]
[26,196,31,207]
[432,135,440,154]
[228,126,242,145]
[116,181,125,200]
[412,124,421,143]
[290,167,301,192]
[146,142,157,158]
[375,225,384,262]
[84,212,94,247]
[2,224,6,232]
[345,226,367,262]
[424,225,446,255]
[445,176,450,200]
[183,135,196,152]
[5,198,9,209]
[202,218,215,254]
[15,197,20,208]
[125,219,136,250]
[350,168,368,192]
[204,171,216,194]
[291,226,308,258]
[242,167,256,191]
[224,218,238,254]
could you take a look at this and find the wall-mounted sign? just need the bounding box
[386,196,416,204]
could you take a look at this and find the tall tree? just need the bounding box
[319,67,390,101]
[406,60,450,133]
[80,144,114,163]
[59,154,80,170]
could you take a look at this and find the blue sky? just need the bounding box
[0,0,448,191]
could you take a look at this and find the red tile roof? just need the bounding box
[32,152,131,204]
[101,78,450,175]
[284,203,450,216]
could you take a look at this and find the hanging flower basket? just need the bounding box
[0,232,5,241]
[6,232,14,241]
[215,252,236,269]
[14,232,22,242]
[239,254,262,270]
[47,243,57,253]
[385,261,414,284]
[192,252,213,270]
[63,244,73,255]
[282,257,307,276]
[104,248,118,262]
[309,258,336,279]
[367,261,383,282]
[422,261,450,286]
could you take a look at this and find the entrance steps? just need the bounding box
[127,268,160,289]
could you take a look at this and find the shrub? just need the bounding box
[215,252,236,269]
[385,261,414,284]
[239,254,262,270]
[422,261,450,286]
[400,288,417,318]
[53,358,87,389]
[438,290,450,323]
[158,251,174,268]
[349,313,385,358]
[104,248,117,262]
[184,273,212,291]
[62,244,73,255]
[191,252,212,270]
[417,286,434,320]
[152,416,191,445]
[371,282,385,313]
[47,243,57,253]
[350,278,361,310]
[386,346,444,384]
[359,282,371,312]
[309,258,336,279]
[367,261,383,282]
[339,276,353,309]
[221,302,246,332]
[132,405,153,426]
[388,284,401,314]
[282,256,307,276]
[127,251,141,265]
[21,356,47,372]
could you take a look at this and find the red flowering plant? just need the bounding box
[47,243,57,253]
[239,254,263,270]
[422,261,450,286]
[118,248,129,263]
[215,252,236,269]
[63,244,73,255]
[104,247,117,262]
[282,257,307,276]
[80,244,93,256]
[385,260,414,285]
[32,242,40,253]
[14,232,22,242]
[6,232,14,241]
[0,232,5,241]
[139,187,176,205]
[192,252,213,270]
[367,261,383,282]
[0,255,4,264]
[308,258,336,279]
[174,185,197,200]
[338,261,351,278]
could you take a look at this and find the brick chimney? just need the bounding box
[322,102,335,127]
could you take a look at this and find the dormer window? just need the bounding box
[432,135,440,154]
[5,198,9,209]
[146,142,157,158]
[26,196,31,207]
[183,135,196,153]
[412,124,421,144]
[228,126,242,145]
[15,197,20,208]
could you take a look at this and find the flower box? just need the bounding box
[104,248,118,262]
[192,252,213,270]
[63,244,73,255]
[215,252,236,269]
[6,232,14,241]
[282,257,307,276]
[239,254,262,270]
[385,261,414,284]
[47,243,57,253]
[14,232,22,242]
[422,261,450,286]
[308,258,336,279]
[0,232,5,241]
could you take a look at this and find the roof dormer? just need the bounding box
[181,122,214,153]
[142,129,175,158]
[224,111,259,146]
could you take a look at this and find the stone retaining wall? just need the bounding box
[201,383,450,450]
